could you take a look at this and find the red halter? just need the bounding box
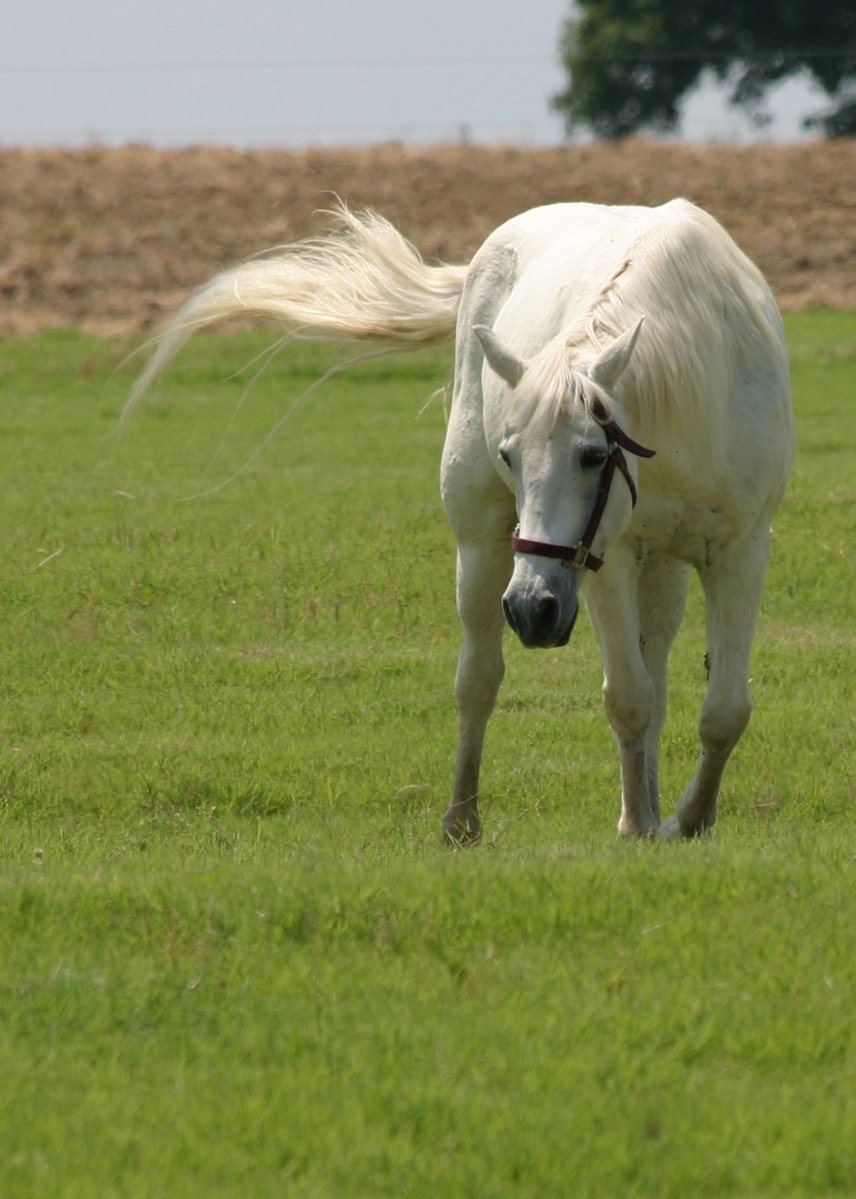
[511,398,655,573]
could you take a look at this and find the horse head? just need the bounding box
[476,319,651,649]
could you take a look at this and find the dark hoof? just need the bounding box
[441,812,481,847]
[658,816,714,840]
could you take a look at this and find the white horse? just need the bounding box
[129,199,794,843]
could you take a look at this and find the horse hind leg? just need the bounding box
[660,528,771,839]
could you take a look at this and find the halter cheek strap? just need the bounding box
[511,403,655,573]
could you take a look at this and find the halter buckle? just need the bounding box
[565,543,603,572]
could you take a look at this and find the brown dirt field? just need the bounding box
[1,140,854,337]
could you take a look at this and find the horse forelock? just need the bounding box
[504,255,649,442]
[508,340,603,441]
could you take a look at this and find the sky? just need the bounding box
[2,0,824,148]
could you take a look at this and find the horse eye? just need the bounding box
[580,444,608,470]
[498,447,512,469]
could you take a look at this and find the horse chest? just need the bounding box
[629,495,741,571]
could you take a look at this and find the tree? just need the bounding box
[552,0,856,138]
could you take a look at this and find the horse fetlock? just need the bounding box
[674,782,719,837]
[617,811,659,839]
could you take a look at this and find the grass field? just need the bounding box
[1,312,854,1196]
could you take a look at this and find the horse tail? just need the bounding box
[124,203,469,418]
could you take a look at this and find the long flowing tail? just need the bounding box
[125,204,469,419]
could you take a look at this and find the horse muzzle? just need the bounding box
[502,581,579,649]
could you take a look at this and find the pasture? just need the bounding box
[1,312,854,1196]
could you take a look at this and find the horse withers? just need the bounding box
[129,199,794,844]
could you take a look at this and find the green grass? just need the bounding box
[1,313,854,1197]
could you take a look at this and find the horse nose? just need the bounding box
[502,586,573,649]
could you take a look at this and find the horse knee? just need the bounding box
[455,646,504,714]
[700,696,752,755]
[603,675,654,741]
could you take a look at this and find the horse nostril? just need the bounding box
[503,590,561,642]
[536,594,559,630]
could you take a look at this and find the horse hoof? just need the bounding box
[441,815,482,847]
[658,816,714,841]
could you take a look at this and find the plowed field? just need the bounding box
[2,140,855,336]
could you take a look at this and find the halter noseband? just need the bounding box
[511,397,655,573]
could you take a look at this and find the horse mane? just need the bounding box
[529,200,786,464]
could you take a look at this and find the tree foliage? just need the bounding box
[553,0,856,138]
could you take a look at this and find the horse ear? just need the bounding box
[587,318,644,391]
[474,325,526,388]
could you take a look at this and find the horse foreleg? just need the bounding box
[661,529,770,839]
[443,535,513,845]
[586,557,659,838]
[637,557,691,825]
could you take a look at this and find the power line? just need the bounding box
[1,54,556,75]
[1,48,853,76]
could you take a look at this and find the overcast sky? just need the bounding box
[2,0,823,148]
